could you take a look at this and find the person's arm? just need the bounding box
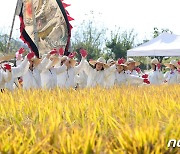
[12,57,30,78]
[74,58,86,74]
[104,64,116,78]
[37,57,50,72]
[54,64,67,75]
[126,74,144,84]
[2,70,12,83]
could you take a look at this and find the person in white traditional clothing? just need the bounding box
[125,58,141,77]
[114,58,127,86]
[124,58,150,85]
[41,49,68,89]
[164,60,180,84]
[15,49,51,90]
[0,56,13,91]
[75,70,88,89]
[55,49,85,89]
[4,49,31,91]
[114,58,150,86]
[80,49,116,88]
[104,59,116,88]
[147,58,164,85]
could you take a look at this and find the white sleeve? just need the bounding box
[12,57,29,78]
[82,58,93,75]
[164,72,169,81]
[54,64,67,75]
[2,70,12,82]
[157,71,164,81]
[74,58,85,74]
[104,65,116,78]
[126,74,144,84]
[37,57,50,72]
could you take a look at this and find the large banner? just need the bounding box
[17,0,72,57]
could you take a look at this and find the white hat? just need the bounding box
[89,57,109,68]
[164,60,179,68]
[125,58,140,66]
[107,59,116,66]
[61,56,76,67]
[151,58,159,64]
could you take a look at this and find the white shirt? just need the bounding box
[0,69,12,89]
[5,58,29,90]
[82,59,116,87]
[148,70,164,85]
[164,69,180,84]
[21,57,49,90]
[41,65,67,89]
[57,60,84,88]
[75,71,88,88]
[114,71,127,86]
[125,70,144,85]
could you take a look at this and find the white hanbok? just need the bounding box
[82,59,116,87]
[57,60,84,88]
[5,57,29,90]
[21,57,49,89]
[0,69,12,89]
[41,64,67,89]
[148,70,164,85]
[164,69,180,84]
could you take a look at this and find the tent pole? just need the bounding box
[5,0,19,54]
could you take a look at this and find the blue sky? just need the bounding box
[0,0,180,43]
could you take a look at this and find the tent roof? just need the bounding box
[127,32,180,57]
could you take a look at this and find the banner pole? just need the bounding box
[5,0,19,54]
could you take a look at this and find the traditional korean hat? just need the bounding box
[164,60,179,68]
[0,53,14,63]
[125,58,140,66]
[151,58,159,65]
[107,59,116,66]
[31,57,42,67]
[89,57,109,68]
[61,56,76,67]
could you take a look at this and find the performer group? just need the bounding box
[0,48,180,91]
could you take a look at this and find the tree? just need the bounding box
[105,29,136,59]
[0,33,28,54]
[71,17,107,61]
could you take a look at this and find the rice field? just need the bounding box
[0,86,180,153]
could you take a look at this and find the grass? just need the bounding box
[0,85,180,153]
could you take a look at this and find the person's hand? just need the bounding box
[18,48,25,54]
[4,64,11,71]
[27,52,35,60]
[59,48,64,56]
[68,52,77,59]
[16,52,23,60]
[80,49,88,58]
[142,74,148,78]
[50,49,58,55]
[143,78,150,84]
[135,67,141,73]
[117,58,125,65]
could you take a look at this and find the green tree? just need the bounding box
[71,18,106,61]
[105,29,136,59]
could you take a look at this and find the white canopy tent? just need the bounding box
[127,32,180,57]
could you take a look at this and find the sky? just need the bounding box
[0,0,180,43]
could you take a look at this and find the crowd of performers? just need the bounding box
[0,48,180,91]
